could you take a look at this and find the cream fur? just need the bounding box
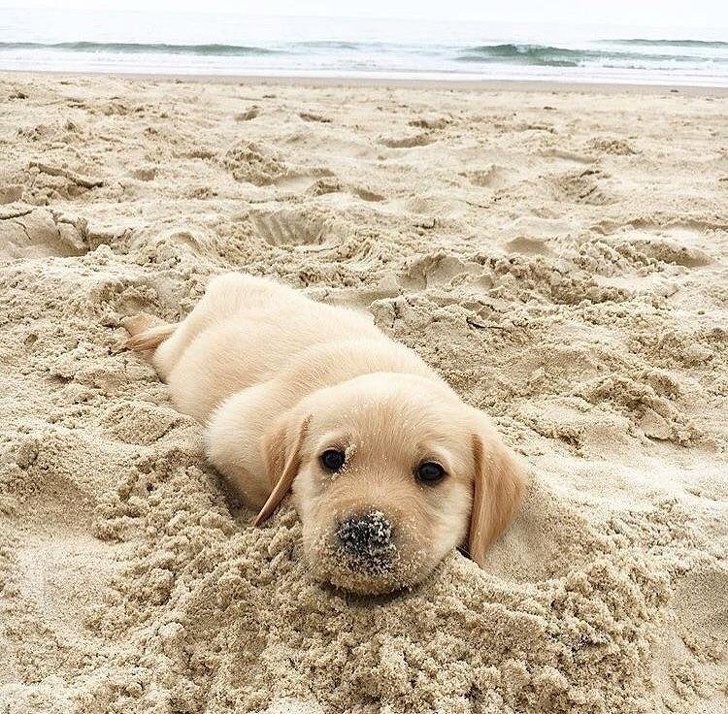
[125,272,526,594]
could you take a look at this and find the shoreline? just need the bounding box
[3,69,728,95]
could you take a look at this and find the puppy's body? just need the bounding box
[127,273,525,593]
[154,274,434,417]
[134,274,439,507]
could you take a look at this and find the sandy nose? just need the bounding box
[336,510,394,560]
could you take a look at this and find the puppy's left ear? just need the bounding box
[467,414,526,567]
[254,412,311,526]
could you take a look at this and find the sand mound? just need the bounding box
[0,74,726,713]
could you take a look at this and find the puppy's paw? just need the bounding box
[122,314,175,352]
[121,312,158,336]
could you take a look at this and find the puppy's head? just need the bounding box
[256,373,525,595]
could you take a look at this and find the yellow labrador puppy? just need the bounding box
[125,273,525,594]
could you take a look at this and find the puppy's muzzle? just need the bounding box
[335,511,396,573]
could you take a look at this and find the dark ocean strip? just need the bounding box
[456,43,728,67]
[606,38,728,48]
[0,41,284,55]
[1,40,726,68]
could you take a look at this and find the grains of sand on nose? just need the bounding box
[361,511,394,555]
[369,510,389,535]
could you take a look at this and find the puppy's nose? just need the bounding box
[336,511,394,566]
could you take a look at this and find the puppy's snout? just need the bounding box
[336,511,395,570]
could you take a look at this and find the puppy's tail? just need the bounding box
[122,314,176,352]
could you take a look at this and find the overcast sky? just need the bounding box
[4,0,728,28]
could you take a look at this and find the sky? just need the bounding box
[3,0,728,29]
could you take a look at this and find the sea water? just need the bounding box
[1,7,726,86]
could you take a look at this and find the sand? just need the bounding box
[0,71,726,714]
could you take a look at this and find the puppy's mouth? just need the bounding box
[314,542,430,595]
[302,509,435,594]
[339,548,398,577]
[311,510,416,594]
[323,553,403,595]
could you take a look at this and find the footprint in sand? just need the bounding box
[305,177,342,196]
[593,222,714,269]
[650,563,728,707]
[221,140,337,193]
[0,185,23,204]
[248,208,328,247]
[220,141,289,186]
[587,137,637,155]
[552,168,614,205]
[0,207,87,259]
[235,106,260,121]
[379,133,433,149]
[463,164,515,189]
[628,234,712,268]
[398,253,487,291]
[351,186,385,202]
[506,236,553,256]
[98,100,131,116]
[538,148,595,165]
[130,166,157,181]
[306,179,385,202]
[408,116,451,130]
[578,374,699,446]
[5,428,132,650]
[299,111,332,123]
[672,567,728,661]
[102,401,188,445]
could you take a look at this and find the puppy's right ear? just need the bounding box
[254,413,311,526]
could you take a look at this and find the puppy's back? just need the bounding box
[154,274,406,422]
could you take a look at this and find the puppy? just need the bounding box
[125,273,525,594]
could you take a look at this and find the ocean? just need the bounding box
[1,7,727,86]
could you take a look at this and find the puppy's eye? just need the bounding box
[416,461,446,484]
[320,449,346,472]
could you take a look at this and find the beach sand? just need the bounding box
[0,71,726,713]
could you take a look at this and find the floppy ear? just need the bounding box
[467,419,526,567]
[253,413,311,526]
